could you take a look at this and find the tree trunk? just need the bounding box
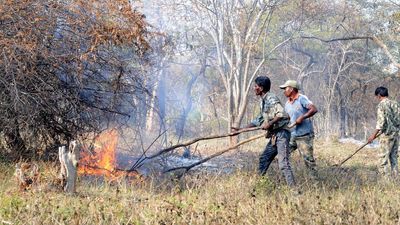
[58,141,79,193]
[229,122,239,146]
[175,55,208,140]
[337,87,346,138]
[339,103,346,138]
[145,67,167,136]
[157,70,167,133]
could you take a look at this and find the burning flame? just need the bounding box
[78,129,139,180]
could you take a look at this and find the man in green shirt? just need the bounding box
[233,76,295,187]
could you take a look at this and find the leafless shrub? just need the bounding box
[0,0,151,158]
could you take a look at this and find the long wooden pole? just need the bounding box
[164,132,266,173]
[147,127,262,160]
[128,127,262,171]
[335,132,382,167]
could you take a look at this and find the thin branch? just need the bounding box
[164,132,266,173]
[301,35,400,72]
[388,0,400,7]
[371,36,400,69]
[129,129,168,171]
[300,36,371,43]
[145,126,262,160]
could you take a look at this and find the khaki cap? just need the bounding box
[279,80,300,90]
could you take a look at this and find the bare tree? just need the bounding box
[174,51,209,140]
[167,0,294,144]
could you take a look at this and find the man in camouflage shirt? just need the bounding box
[368,86,400,178]
[233,76,295,187]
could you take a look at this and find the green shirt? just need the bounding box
[251,92,289,131]
[376,98,400,136]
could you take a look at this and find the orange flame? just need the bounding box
[78,129,139,180]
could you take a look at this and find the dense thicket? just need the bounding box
[0,0,150,157]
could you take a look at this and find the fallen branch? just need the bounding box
[128,127,262,171]
[164,132,266,173]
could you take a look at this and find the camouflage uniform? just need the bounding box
[289,134,317,178]
[285,94,318,178]
[251,92,295,186]
[376,98,400,177]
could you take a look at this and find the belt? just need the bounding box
[295,133,312,138]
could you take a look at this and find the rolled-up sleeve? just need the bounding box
[251,113,264,127]
[299,95,313,109]
[271,102,285,118]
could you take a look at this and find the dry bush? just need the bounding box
[0,0,151,158]
[14,162,39,191]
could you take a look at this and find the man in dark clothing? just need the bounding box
[233,76,295,187]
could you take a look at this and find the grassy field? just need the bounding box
[1,139,400,224]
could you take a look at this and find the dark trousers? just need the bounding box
[259,129,295,186]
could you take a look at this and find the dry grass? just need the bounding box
[1,139,400,224]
